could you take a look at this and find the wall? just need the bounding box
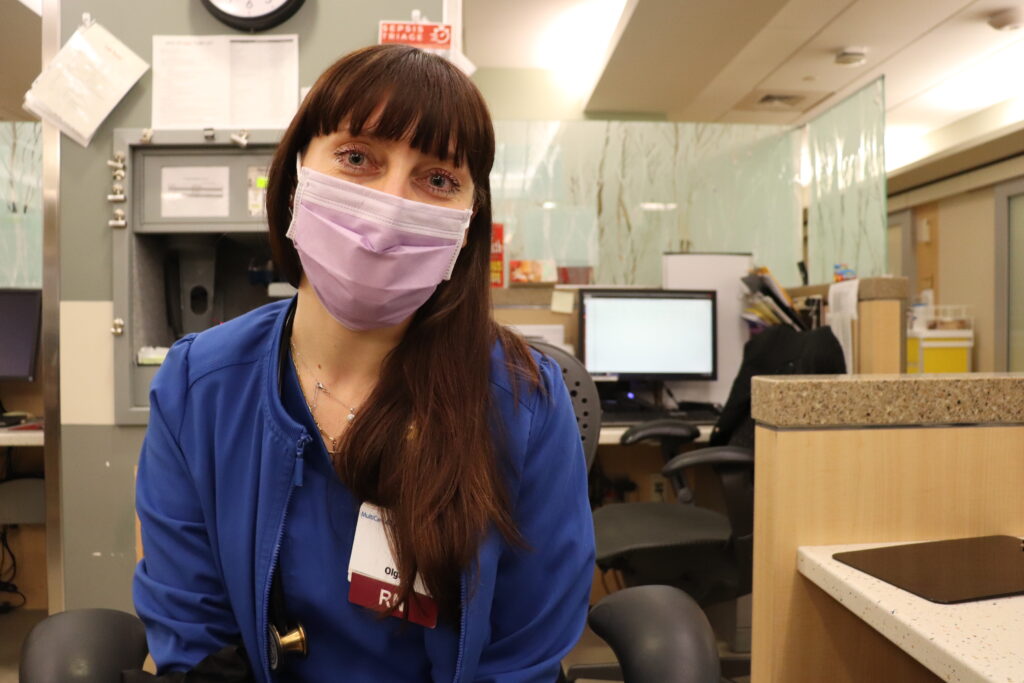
[55,0,439,612]
[472,68,589,121]
[936,188,996,371]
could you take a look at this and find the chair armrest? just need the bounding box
[20,608,148,683]
[661,446,753,479]
[588,585,720,683]
[621,419,700,446]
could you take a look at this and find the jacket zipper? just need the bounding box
[452,575,467,683]
[260,433,310,682]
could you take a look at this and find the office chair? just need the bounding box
[19,608,148,683]
[528,340,601,472]
[587,325,846,667]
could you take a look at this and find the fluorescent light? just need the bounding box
[542,200,557,209]
[639,202,677,211]
[533,0,628,99]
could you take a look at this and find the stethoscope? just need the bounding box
[268,297,309,671]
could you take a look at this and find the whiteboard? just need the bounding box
[662,253,752,405]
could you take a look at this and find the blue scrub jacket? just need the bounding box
[133,299,596,682]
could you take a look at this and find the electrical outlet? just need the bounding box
[649,474,669,502]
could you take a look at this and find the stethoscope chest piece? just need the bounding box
[268,622,308,671]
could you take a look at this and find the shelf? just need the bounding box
[0,429,44,447]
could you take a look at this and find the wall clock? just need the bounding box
[200,0,305,32]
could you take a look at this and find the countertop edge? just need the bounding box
[752,374,1024,428]
[797,545,1007,683]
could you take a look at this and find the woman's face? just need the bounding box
[302,129,475,212]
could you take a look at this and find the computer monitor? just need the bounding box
[0,289,42,381]
[579,289,716,381]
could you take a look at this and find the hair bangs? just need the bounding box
[304,46,491,172]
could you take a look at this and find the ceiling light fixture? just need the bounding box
[835,49,868,67]
[988,8,1024,31]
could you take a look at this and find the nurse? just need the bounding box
[133,44,595,682]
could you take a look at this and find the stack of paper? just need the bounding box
[23,20,148,147]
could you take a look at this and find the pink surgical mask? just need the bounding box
[286,162,472,331]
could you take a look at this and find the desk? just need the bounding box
[0,428,44,447]
[798,542,1024,683]
[751,373,1024,682]
[598,423,713,446]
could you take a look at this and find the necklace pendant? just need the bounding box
[346,411,356,423]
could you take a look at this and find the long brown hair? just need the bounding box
[266,45,538,619]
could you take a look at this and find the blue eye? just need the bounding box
[334,147,372,170]
[425,170,460,196]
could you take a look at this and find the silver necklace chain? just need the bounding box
[290,342,358,453]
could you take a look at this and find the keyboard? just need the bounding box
[601,409,720,427]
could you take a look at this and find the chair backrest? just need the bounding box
[20,608,148,683]
[589,585,721,683]
[529,341,601,472]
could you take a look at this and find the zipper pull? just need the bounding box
[293,434,311,487]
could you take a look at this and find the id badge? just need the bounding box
[348,502,438,629]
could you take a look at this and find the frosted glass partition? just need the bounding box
[0,122,43,288]
[807,78,887,284]
[491,120,802,286]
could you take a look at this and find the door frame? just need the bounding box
[993,177,1024,371]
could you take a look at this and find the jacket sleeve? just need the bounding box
[133,337,241,673]
[474,355,596,682]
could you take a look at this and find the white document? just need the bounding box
[828,279,860,374]
[161,167,230,218]
[23,20,149,147]
[508,324,566,348]
[152,35,298,129]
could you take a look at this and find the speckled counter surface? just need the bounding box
[752,373,1024,428]
[798,542,1024,683]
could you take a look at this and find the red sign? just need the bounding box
[379,21,452,50]
[490,223,504,288]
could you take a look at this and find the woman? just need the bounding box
[133,44,595,682]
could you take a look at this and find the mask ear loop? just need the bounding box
[285,152,303,239]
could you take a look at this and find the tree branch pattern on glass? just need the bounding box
[1,122,43,288]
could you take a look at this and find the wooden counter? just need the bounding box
[750,374,1024,682]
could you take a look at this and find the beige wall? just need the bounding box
[935,188,997,371]
[472,67,587,120]
[897,188,997,372]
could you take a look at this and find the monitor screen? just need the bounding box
[0,289,42,381]
[580,289,716,380]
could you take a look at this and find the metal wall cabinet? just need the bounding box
[111,129,286,424]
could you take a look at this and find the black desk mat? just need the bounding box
[832,535,1024,604]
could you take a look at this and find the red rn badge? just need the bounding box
[348,503,438,629]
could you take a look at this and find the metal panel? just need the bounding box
[112,129,280,425]
[60,424,145,613]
